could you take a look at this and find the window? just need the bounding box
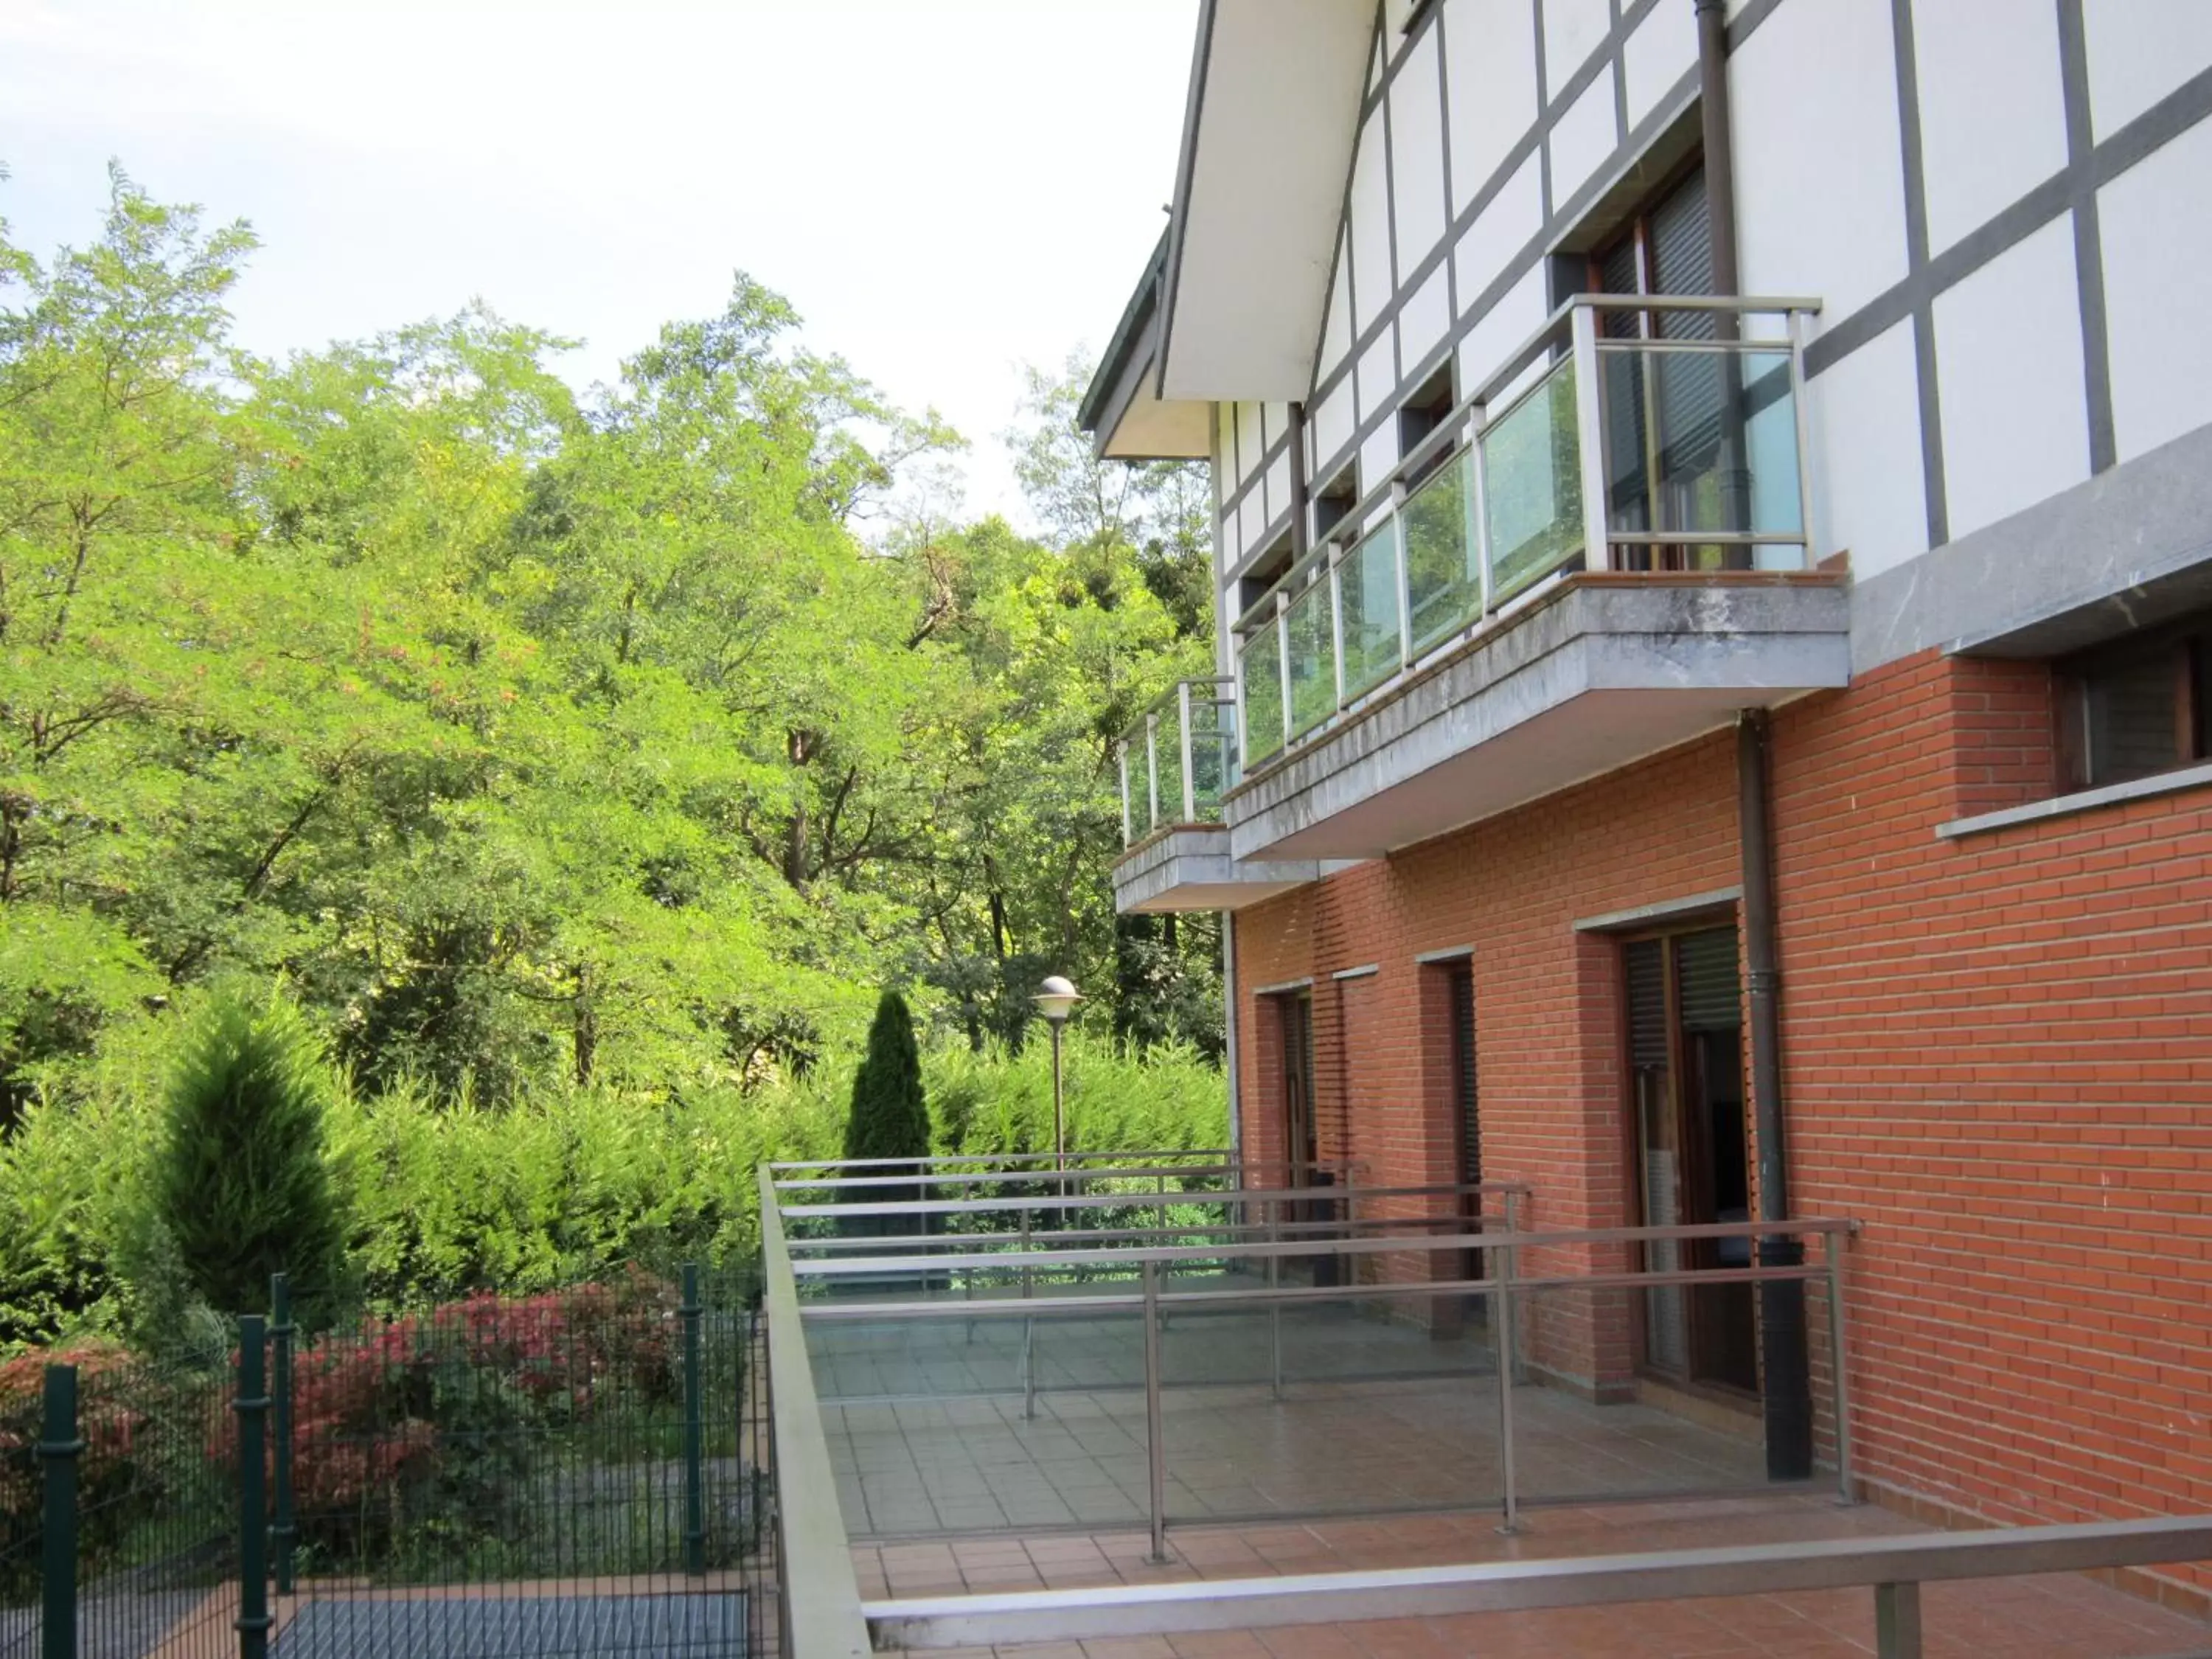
[1397,366,1457,487]
[1312,468,1357,546]
[2058,612,2212,789]
[1238,534,1293,615]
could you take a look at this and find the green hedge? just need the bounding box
[0,1032,1225,1346]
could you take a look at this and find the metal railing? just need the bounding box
[869,1515,2212,1659]
[780,1168,1852,1557]
[1116,677,1239,846]
[1235,293,1821,770]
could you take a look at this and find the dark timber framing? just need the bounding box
[1887,0,1950,549]
[1189,0,2212,585]
[2056,0,2117,475]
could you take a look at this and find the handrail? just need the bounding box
[777,1175,1521,1224]
[771,1157,1368,1192]
[768,1147,1271,1172]
[865,1515,2212,1655]
[1116,674,1235,748]
[785,1214,1851,1279]
[754,1164,872,1659]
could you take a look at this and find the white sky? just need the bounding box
[0,0,1197,526]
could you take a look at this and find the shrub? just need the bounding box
[147,992,349,1329]
[842,990,928,1168]
[0,1342,188,1590]
[220,1272,686,1570]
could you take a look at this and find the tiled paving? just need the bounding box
[813,1301,1772,1537]
[857,1499,2212,1659]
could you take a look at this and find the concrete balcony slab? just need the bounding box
[1110,825,1323,915]
[1225,574,1851,863]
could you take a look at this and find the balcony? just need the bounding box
[1111,679,1326,913]
[1229,295,1850,862]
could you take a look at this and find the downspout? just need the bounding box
[1703,0,1814,1484]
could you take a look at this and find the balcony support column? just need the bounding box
[1739,706,1813,1481]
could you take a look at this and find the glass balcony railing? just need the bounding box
[1117,678,1239,847]
[1233,294,1820,771]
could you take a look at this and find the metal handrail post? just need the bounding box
[1875,1582,1923,1659]
[1117,742,1131,845]
[1021,1208,1037,1421]
[1789,307,1819,569]
[1827,1234,1857,1503]
[1571,302,1611,573]
[1495,1238,1520,1535]
[1145,714,1160,830]
[1267,1200,1284,1401]
[1177,681,1196,821]
[1141,1260,1169,1563]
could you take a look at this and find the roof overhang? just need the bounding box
[1156,0,1373,403]
[1079,233,1211,461]
[1080,0,1371,452]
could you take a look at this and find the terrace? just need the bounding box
[755,1153,2212,1658]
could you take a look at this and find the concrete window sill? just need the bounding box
[1936,759,2212,841]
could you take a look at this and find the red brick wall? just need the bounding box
[1227,647,2212,1561]
[1773,651,2212,1547]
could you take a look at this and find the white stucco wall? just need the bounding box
[1732,0,1908,322]
[1349,110,1395,333]
[2084,0,2212,139]
[1809,317,1925,581]
[2099,114,2212,465]
[1913,0,2067,256]
[1548,65,1619,208]
[1622,0,1696,130]
[1932,215,2089,541]
[1390,29,1450,275]
[1441,0,1538,216]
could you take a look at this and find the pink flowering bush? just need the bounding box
[215,1270,684,1564]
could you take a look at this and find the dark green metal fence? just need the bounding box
[1,1262,770,1659]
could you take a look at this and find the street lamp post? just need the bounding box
[1032,976,1082,1194]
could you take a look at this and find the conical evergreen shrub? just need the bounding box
[151,990,350,1324]
[844,990,928,1165]
[841,991,929,1235]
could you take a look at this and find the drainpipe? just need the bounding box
[1739,709,1812,1481]
[1705,0,1814,1483]
[1287,402,1311,563]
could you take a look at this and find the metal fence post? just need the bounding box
[681,1263,708,1576]
[235,1315,271,1659]
[1874,1581,1922,1658]
[1494,1239,1520,1535]
[269,1274,295,1598]
[39,1364,80,1659]
[1141,1260,1168,1563]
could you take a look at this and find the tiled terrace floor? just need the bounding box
[858,1498,2212,1659]
[813,1301,1772,1537]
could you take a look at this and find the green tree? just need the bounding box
[147,990,349,1324]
